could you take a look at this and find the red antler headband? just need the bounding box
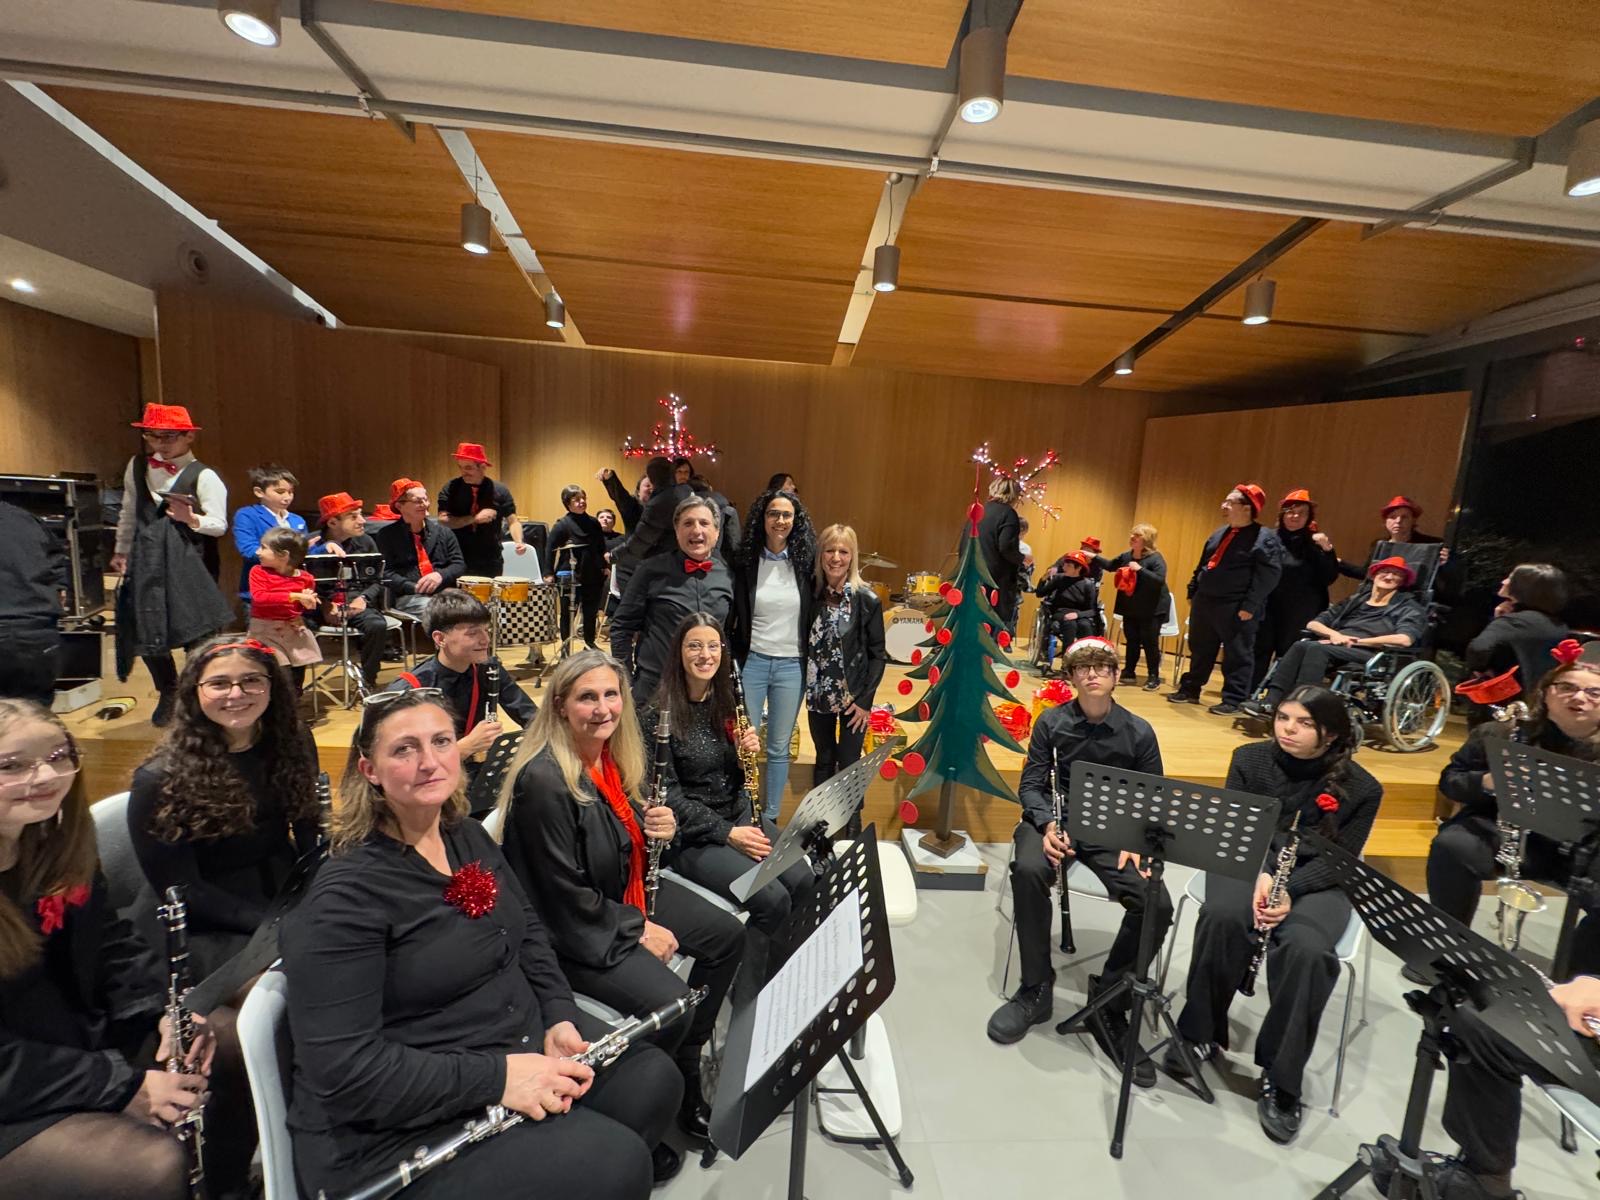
[1551,638,1584,666]
[205,639,275,658]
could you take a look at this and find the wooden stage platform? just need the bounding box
[64,638,1458,887]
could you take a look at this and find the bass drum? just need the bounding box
[885,605,932,665]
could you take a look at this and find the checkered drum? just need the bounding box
[496,583,559,646]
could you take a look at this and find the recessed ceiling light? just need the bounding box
[217,0,281,47]
[9,278,36,294]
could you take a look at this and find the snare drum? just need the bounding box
[885,605,932,664]
[494,576,530,604]
[906,572,942,596]
[460,576,495,603]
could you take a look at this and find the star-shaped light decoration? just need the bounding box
[620,394,719,462]
[971,443,1061,520]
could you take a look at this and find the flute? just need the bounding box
[157,886,208,1199]
[643,708,671,917]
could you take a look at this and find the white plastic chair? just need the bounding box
[997,853,1114,998]
[498,541,542,579]
[1539,1083,1600,1161]
[479,804,505,841]
[91,792,164,954]
[238,969,297,1200]
[1160,596,1184,681]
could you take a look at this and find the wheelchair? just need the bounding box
[1028,594,1106,675]
[1241,540,1451,753]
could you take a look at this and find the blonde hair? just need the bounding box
[988,477,1022,505]
[814,523,864,591]
[332,691,468,853]
[494,650,645,839]
[1131,523,1158,549]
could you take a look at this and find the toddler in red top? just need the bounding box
[246,526,324,669]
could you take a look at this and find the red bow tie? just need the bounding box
[147,456,180,475]
[684,558,713,575]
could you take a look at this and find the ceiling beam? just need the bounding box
[299,0,413,142]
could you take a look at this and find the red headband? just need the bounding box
[1551,638,1584,666]
[204,639,275,659]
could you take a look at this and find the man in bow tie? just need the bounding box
[610,496,734,699]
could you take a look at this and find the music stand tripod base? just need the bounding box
[815,1013,902,1142]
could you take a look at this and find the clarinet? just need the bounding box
[1239,813,1301,997]
[320,989,707,1200]
[1049,750,1065,895]
[1489,701,1544,952]
[643,707,671,917]
[158,886,208,1199]
[728,656,762,825]
[315,771,333,854]
[483,662,500,724]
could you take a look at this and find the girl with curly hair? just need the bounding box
[128,636,321,984]
[731,488,816,821]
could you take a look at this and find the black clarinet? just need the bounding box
[1239,813,1300,997]
[158,886,209,1199]
[644,708,671,917]
[315,771,333,854]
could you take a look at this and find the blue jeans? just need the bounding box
[741,651,803,820]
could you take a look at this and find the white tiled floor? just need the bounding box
[661,843,1600,1199]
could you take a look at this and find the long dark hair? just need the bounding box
[0,701,96,979]
[654,613,738,741]
[145,637,320,841]
[1274,685,1358,836]
[740,487,816,578]
[1521,659,1600,759]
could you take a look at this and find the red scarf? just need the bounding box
[413,529,434,576]
[1205,527,1239,570]
[588,749,647,914]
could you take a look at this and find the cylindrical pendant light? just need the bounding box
[1113,350,1136,376]
[217,0,281,47]
[872,243,900,293]
[958,25,1006,124]
[460,202,491,255]
[1242,278,1276,325]
[1566,119,1600,198]
[544,292,566,329]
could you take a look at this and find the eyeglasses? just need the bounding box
[0,743,81,787]
[199,674,272,697]
[359,687,445,730]
[1550,681,1600,702]
[684,641,723,655]
[766,512,795,523]
[1071,665,1116,678]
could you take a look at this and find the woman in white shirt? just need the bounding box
[730,489,816,822]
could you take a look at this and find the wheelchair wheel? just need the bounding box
[1381,659,1450,752]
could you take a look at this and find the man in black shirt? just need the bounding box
[383,589,537,808]
[375,478,465,618]
[436,442,527,578]
[1169,484,1282,714]
[988,638,1173,1088]
[1242,556,1425,716]
[0,499,65,705]
[307,492,388,690]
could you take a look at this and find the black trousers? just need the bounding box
[1008,821,1173,1004]
[1442,1007,1559,1176]
[1175,873,1350,1097]
[808,709,867,787]
[308,608,388,689]
[559,879,743,1067]
[671,819,815,937]
[560,582,602,649]
[1425,813,1600,976]
[1262,640,1372,701]
[1178,596,1257,704]
[1121,613,1162,679]
[0,625,59,706]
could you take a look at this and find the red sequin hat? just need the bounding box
[131,403,200,431]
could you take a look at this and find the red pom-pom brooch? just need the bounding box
[35,884,90,936]
[444,861,499,919]
[1315,792,1340,814]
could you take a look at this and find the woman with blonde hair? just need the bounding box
[977,477,1026,633]
[1091,523,1170,690]
[280,688,682,1198]
[806,525,888,804]
[496,650,743,1149]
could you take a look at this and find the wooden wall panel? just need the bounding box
[1133,392,1471,628]
[0,298,143,480]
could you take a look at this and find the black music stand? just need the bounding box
[729,740,897,903]
[305,553,385,709]
[704,827,912,1196]
[1489,740,1600,980]
[551,543,590,660]
[1052,762,1282,1158]
[1308,834,1600,1200]
[467,730,523,817]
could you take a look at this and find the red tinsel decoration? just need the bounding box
[997,701,1032,741]
[444,861,499,919]
[868,707,897,734]
[35,884,90,936]
[1315,792,1340,814]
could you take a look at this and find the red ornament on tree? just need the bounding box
[911,649,924,665]
[998,630,1012,650]
[917,701,930,720]
[967,501,984,533]
[989,588,1000,605]
[1005,669,1020,688]
[443,862,500,918]
[898,799,920,823]
[880,759,901,780]
[937,581,951,596]
[929,666,942,684]
[947,588,963,606]
[903,752,926,775]
[936,627,953,645]
[924,620,935,633]
[897,678,913,695]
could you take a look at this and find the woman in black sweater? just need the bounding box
[497,650,743,1147]
[0,699,252,1199]
[281,689,680,1198]
[1252,490,1340,690]
[128,636,321,989]
[1034,552,1101,674]
[644,614,815,936]
[546,483,608,651]
[805,524,888,798]
[976,477,1025,634]
[1092,522,1169,689]
[1461,563,1569,725]
[1168,685,1382,1146]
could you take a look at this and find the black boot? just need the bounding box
[986,981,1053,1044]
[676,1059,711,1143]
[651,1143,683,1186]
[151,690,176,728]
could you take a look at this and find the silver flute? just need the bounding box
[157,886,208,1199]
[644,707,671,917]
[322,988,706,1200]
[1488,701,1544,952]
[1239,813,1300,998]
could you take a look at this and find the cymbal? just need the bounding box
[861,552,899,570]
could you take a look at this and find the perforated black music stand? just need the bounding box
[729,740,896,903]
[1308,834,1600,1200]
[466,730,523,816]
[1052,761,1282,1158]
[706,827,911,1196]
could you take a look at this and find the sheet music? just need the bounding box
[743,889,864,1091]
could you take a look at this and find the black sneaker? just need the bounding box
[986,981,1053,1044]
[1142,677,1162,691]
[1430,1157,1520,1200]
[1085,975,1156,1088]
[1166,690,1200,704]
[1209,701,1243,715]
[1257,1081,1304,1145]
[1240,698,1274,718]
[1400,963,1430,986]
[651,1143,683,1186]
[1161,1036,1216,1079]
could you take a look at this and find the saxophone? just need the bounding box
[643,708,671,917]
[1239,813,1300,997]
[1490,701,1544,952]
[728,656,762,825]
[157,886,208,1199]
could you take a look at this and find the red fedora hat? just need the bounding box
[318,492,364,526]
[1368,555,1417,588]
[131,403,200,431]
[452,442,492,465]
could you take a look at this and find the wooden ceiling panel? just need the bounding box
[895,178,1293,310]
[541,258,852,363]
[1009,1,1598,136]
[1213,222,1600,333]
[377,0,969,67]
[853,292,1159,386]
[1103,317,1423,393]
[474,132,885,283]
